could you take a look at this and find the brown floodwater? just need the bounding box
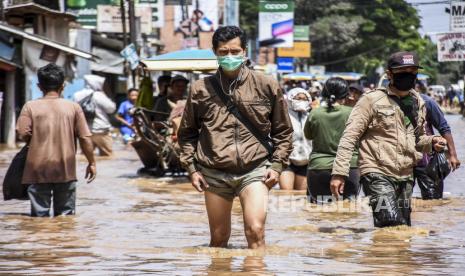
[1,115,465,275]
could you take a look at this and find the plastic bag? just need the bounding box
[425,152,451,183]
[3,146,29,200]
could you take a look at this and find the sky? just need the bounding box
[406,0,450,39]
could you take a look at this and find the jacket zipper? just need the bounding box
[234,118,244,168]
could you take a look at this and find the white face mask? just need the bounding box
[291,99,310,112]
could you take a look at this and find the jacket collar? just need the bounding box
[386,85,417,98]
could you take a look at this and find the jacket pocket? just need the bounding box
[401,128,421,169]
[377,142,397,170]
[374,107,396,129]
[242,101,272,132]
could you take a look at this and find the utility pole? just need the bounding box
[120,0,128,47]
[0,0,4,22]
[128,0,136,85]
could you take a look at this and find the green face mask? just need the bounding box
[217,55,244,71]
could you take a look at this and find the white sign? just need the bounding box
[437,32,465,62]
[451,1,465,31]
[97,5,152,34]
[309,65,325,76]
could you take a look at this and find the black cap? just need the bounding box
[387,51,423,69]
[170,75,189,85]
[349,83,364,93]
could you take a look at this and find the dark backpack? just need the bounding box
[79,92,96,121]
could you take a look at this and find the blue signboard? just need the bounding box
[277,57,294,72]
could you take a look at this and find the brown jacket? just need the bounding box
[178,67,293,175]
[332,87,435,179]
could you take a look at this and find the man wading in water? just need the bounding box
[330,52,447,227]
[178,26,293,249]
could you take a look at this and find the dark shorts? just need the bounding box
[307,168,361,203]
[283,163,308,177]
[361,173,413,227]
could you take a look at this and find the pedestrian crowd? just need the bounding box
[6,25,462,250]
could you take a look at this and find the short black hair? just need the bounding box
[37,63,64,92]
[158,75,171,84]
[212,26,247,50]
[127,88,139,95]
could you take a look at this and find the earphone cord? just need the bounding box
[219,65,243,95]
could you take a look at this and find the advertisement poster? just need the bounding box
[258,1,294,48]
[450,1,465,32]
[437,32,465,62]
[174,0,218,37]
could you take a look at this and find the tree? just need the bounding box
[239,0,441,82]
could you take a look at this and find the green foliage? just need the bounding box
[239,0,443,83]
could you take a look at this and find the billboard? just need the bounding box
[67,0,164,29]
[97,5,152,34]
[277,42,311,58]
[437,32,465,62]
[450,1,465,32]
[294,25,309,41]
[277,57,294,72]
[258,1,294,48]
[174,0,218,37]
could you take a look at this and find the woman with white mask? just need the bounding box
[279,88,313,190]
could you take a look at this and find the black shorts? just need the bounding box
[284,163,308,177]
[307,168,361,203]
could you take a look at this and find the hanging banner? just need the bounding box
[258,1,294,48]
[277,42,311,58]
[437,32,465,62]
[450,1,465,32]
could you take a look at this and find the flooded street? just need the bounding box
[1,115,465,275]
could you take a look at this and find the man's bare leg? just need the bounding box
[205,191,233,247]
[239,182,269,249]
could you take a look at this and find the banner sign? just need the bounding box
[97,5,152,34]
[277,42,311,58]
[67,0,164,29]
[294,25,309,41]
[258,1,294,48]
[437,32,465,62]
[451,1,465,32]
[277,57,294,72]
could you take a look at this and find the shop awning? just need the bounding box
[141,49,218,71]
[0,23,98,61]
[4,3,76,19]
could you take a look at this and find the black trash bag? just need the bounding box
[425,152,451,184]
[2,146,29,200]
